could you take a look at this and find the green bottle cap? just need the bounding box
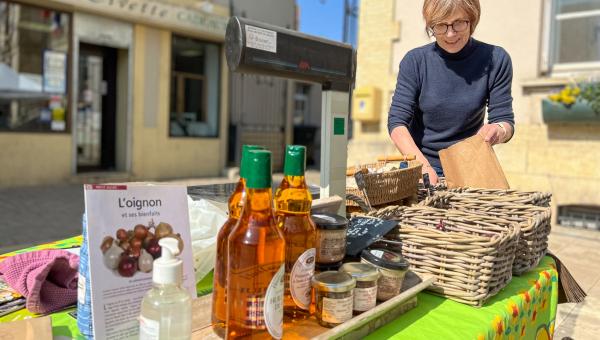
[283,145,306,176]
[245,150,272,189]
[240,145,265,179]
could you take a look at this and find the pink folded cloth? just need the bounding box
[0,249,79,314]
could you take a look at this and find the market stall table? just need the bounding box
[0,236,558,340]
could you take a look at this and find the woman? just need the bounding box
[388,0,514,185]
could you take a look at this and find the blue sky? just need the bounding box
[297,0,345,42]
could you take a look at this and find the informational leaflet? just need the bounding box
[84,184,196,340]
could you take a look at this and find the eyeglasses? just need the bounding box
[430,20,469,35]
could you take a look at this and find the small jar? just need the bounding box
[311,213,348,265]
[339,262,380,314]
[311,271,356,328]
[361,248,409,301]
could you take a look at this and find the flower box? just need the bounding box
[542,98,600,124]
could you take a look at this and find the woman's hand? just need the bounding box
[422,164,439,186]
[477,123,506,145]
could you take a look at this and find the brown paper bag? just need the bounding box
[439,134,509,189]
[0,316,52,340]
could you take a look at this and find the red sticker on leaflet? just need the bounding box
[86,184,127,190]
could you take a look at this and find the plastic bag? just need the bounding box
[187,196,228,283]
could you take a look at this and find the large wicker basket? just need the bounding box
[446,187,552,207]
[364,205,520,306]
[346,160,422,207]
[420,191,551,275]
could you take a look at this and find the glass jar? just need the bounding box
[360,248,409,301]
[339,262,380,314]
[311,271,356,328]
[311,213,348,265]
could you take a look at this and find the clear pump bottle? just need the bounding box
[140,237,192,340]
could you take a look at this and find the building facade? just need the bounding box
[352,0,600,225]
[0,0,230,187]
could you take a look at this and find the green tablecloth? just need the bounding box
[366,256,558,340]
[0,236,558,340]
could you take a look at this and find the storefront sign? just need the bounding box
[49,0,228,38]
[42,50,67,94]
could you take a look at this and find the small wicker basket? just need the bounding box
[420,191,551,275]
[364,205,520,306]
[346,160,422,207]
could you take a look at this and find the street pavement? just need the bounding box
[0,172,597,338]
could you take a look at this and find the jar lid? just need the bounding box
[311,271,356,292]
[361,248,409,271]
[339,262,380,282]
[311,213,348,230]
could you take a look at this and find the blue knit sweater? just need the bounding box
[387,38,514,172]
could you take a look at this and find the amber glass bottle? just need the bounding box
[226,150,286,339]
[274,145,316,320]
[212,145,264,338]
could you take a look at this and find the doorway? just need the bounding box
[76,43,118,172]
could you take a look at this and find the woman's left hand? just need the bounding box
[477,123,504,145]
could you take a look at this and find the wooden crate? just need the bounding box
[191,271,434,339]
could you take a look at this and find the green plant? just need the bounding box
[548,82,600,115]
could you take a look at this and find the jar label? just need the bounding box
[290,248,316,310]
[317,229,346,262]
[264,264,284,339]
[322,295,353,324]
[139,315,159,340]
[354,286,378,311]
[377,275,402,300]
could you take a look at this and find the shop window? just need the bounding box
[0,2,70,132]
[293,84,311,125]
[170,35,220,138]
[558,205,600,230]
[548,0,600,70]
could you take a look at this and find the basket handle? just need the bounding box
[377,154,416,165]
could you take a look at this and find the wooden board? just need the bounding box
[192,271,434,339]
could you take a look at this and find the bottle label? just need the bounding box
[322,295,353,324]
[139,315,159,340]
[354,286,377,311]
[264,264,284,339]
[77,273,86,305]
[290,248,316,310]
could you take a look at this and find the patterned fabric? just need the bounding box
[0,249,79,314]
[365,256,559,340]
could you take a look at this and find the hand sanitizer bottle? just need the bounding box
[139,237,192,339]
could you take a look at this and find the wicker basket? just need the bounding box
[420,191,551,275]
[365,205,520,306]
[446,187,552,207]
[346,160,422,207]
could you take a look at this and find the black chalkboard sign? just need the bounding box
[346,217,399,257]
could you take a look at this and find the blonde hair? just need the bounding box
[422,0,480,34]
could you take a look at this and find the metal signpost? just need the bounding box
[225,16,356,214]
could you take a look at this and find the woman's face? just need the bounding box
[432,8,471,54]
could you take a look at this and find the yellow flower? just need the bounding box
[548,93,561,102]
[562,95,576,105]
[572,86,581,96]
